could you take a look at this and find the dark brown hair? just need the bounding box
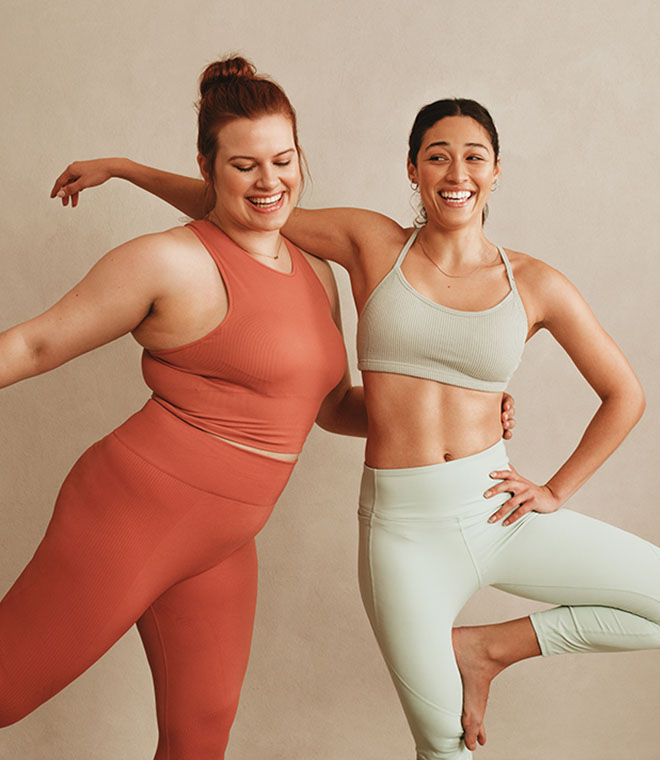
[197,56,304,210]
[408,98,499,225]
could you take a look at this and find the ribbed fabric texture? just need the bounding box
[142,220,346,453]
[0,402,295,754]
[357,229,528,392]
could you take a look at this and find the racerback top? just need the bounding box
[357,229,528,392]
[141,220,346,453]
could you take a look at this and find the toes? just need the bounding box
[462,713,481,751]
[478,723,487,746]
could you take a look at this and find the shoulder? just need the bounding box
[505,247,585,329]
[104,225,215,293]
[298,249,340,311]
[505,248,573,293]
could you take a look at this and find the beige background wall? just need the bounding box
[1,1,659,758]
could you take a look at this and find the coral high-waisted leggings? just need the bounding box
[0,400,294,758]
[358,440,660,760]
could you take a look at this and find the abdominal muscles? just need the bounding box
[363,372,504,469]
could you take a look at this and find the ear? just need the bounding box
[493,156,501,181]
[197,153,212,183]
[407,158,418,184]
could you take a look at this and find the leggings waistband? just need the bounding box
[359,439,510,520]
[112,400,295,505]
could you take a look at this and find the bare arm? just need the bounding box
[309,258,367,437]
[51,159,403,270]
[51,158,208,219]
[487,262,645,524]
[1,233,173,389]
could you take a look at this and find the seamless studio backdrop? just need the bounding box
[1,2,659,758]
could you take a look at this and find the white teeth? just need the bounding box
[440,190,472,201]
[249,192,284,206]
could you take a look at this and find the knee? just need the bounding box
[159,704,237,760]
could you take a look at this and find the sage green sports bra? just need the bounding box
[356,229,528,392]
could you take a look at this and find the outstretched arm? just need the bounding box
[1,233,172,390]
[51,158,208,219]
[51,159,403,270]
[487,261,645,525]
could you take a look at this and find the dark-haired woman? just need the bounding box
[51,96,657,760]
[0,58,374,759]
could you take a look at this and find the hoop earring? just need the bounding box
[491,180,499,192]
[410,181,419,192]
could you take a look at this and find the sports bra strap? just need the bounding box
[393,228,420,269]
[498,246,519,296]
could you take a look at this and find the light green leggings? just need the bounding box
[358,440,660,759]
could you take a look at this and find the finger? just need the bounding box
[502,505,532,526]
[502,429,512,440]
[488,492,523,522]
[71,192,79,208]
[488,469,515,481]
[50,169,73,197]
[60,178,85,197]
[484,482,519,499]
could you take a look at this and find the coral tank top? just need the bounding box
[141,220,346,453]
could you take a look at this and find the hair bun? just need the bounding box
[200,57,256,97]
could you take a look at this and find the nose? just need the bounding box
[255,164,279,190]
[445,158,468,183]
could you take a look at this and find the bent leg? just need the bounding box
[487,508,660,655]
[0,436,183,725]
[0,428,273,729]
[138,540,259,760]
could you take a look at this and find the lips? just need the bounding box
[247,191,285,210]
[437,189,475,208]
[439,190,474,201]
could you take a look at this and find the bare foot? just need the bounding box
[452,626,503,751]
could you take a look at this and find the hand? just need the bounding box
[485,465,561,525]
[501,392,516,440]
[50,158,118,208]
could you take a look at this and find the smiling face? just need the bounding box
[407,115,500,230]
[199,113,301,235]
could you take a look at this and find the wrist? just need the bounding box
[112,157,135,181]
[543,482,566,509]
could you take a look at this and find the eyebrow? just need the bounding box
[228,148,296,161]
[425,141,489,151]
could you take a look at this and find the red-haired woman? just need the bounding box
[54,89,660,760]
[0,58,365,759]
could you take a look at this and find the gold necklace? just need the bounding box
[417,234,494,279]
[207,211,283,260]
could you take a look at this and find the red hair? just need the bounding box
[197,56,304,210]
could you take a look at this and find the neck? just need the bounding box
[418,223,494,266]
[208,208,283,258]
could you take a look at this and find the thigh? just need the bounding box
[0,432,253,722]
[138,540,259,759]
[487,508,660,620]
[359,513,478,752]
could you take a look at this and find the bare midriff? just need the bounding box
[363,372,504,469]
[207,432,299,463]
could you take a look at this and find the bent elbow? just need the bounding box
[632,384,646,424]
